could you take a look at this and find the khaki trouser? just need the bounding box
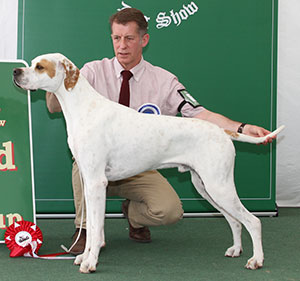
[72,161,184,229]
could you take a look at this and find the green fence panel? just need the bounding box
[0,61,35,241]
[17,0,278,214]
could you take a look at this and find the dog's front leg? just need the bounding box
[76,176,107,273]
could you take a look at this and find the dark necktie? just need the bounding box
[118,70,133,107]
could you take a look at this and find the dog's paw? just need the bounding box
[74,254,84,266]
[79,260,97,274]
[225,246,243,257]
[245,256,264,270]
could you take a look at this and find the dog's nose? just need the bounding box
[13,68,23,77]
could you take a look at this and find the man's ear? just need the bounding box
[142,33,150,48]
[61,59,80,91]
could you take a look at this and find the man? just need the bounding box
[46,8,274,255]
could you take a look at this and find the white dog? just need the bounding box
[13,53,284,273]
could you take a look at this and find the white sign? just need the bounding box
[118,1,199,29]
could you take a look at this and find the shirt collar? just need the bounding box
[113,57,145,82]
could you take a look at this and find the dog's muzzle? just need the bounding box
[12,68,36,91]
[13,68,24,89]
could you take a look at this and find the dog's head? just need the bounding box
[13,53,80,93]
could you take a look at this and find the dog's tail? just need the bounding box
[225,125,285,144]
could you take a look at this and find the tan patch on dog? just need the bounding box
[35,59,56,78]
[62,59,80,91]
[225,130,239,138]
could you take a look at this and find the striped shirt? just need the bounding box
[80,57,204,117]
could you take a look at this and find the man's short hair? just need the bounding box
[109,8,148,36]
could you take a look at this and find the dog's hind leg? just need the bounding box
[191,170,263,269]
[223,215,243,257]
[190,171,243,257]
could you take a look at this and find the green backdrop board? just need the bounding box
[18,0,278,214]
[0,61,35,242]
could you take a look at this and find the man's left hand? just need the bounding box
[243,125,275,145]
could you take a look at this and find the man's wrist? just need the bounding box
[237,123,247,133]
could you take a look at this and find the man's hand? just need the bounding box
[243,124,275,145]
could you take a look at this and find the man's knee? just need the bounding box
[149,199,183,225]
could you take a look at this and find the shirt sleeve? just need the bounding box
[166,76,205,117]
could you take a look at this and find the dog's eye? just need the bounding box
[36,64,44,70]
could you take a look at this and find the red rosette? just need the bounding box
[4,220,43,257]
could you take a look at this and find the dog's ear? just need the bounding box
[61,59,80,91]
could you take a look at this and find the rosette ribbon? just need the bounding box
[5,220,74,260]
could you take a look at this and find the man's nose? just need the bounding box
[119,37,127,48]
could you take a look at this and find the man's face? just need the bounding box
[111,21,149,70]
